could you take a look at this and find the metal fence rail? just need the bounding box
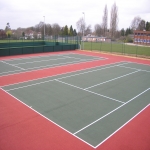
[81,41,150,58]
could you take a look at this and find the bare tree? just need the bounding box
[94,24,102,36]
[131,16,141,30]
[102,5,108,36]
[110,2,118,39]
[138,20,145,30]
[52,23,61,35]
[76,17,85,36]
[85,25,92,35]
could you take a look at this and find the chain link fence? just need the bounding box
[81,41,150,58]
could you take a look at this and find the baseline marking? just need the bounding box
[0,88,95,148]
[95,103,150,148]
[85,70,140,90]
[73,88,150,136]
[4,62,129,91]
[1,60,25,70]
[118,65,150,73]
[55,79,125,104]
[12,56,81,65]
[1,61,126,87]
[0,57,102,76]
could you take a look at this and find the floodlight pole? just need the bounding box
[43,16,45,41]
[82,12,85,50]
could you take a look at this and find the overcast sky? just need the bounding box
[0,0,150,31]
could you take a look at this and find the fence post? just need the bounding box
[136,44,138,57]
[91,40,92,51]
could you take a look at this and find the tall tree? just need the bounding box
[52,23,61,35]
[110,2,118,39]
[76,17,85,36]
[5,23,12,38]
[146,21,150,31]
[63,25,68,35]
[138,20,146,30]
[73,29,77,36]
[94,24,102,36]
[102,4,108,36]
[131,16,141,30]
[69,25,74,36]
[120,28,125,36]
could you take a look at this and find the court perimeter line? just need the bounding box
[118,65,150,73]
[4,62,129,91]
[0,88,95,149]
[52,62,130,80]
[0,58,102,77]
[12,56,81,65]
[85,70,140,90]
[1,60,25,70]
[1,61,125,87]
[1,52,74,61]
[55,79,125,104]
[94,103,150,148]
[73,88,150,136]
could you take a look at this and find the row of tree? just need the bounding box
[1,2,150,40]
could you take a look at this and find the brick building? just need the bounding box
[134,30,150,46]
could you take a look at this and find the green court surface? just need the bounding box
[0,53,104,76]
[2,61,150,147]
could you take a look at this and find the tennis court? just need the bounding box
[0,53,105,76]
[0,50,150,150]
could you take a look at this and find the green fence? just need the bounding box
[0,36,81,56]
[81,41,150,58]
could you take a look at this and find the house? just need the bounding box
[133,30,150,46]
[37,32,42,39]
[25,30,34,39]
[82,35,111,42]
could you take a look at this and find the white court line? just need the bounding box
[2,52,74,62]
[118,65,150,73]
[51,62,130,80]
[0,69,22,75]
[85,70,140,90]
[55,79,125,104]
[12,56,81,65]
[14,58,102,70]
[1,60,25,70]
[126,61,150,67]
[73,88,150,136]
[95,103,150,148]
[0,88,95,149]
[4,62,128,90]
[1,61,125,87]
[0,57,102,77]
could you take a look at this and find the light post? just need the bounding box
[82,12,85,50]
[43,16,45,40]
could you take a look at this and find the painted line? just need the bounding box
[118,65,150,73]
[1,60,25,70]
[55,79,125,104]
[85,70,140,90]
[16,58,102,70]
[52,62,130,81]
[126,61,150,66]
[73,88,150,136]
[0,57,102,77]
[12,57,81,65]
[4,62,128,91]
[2,52,74,61]
[94,103,150,148]
[1,61,125,87]
[0,69,22,75]
[1,88,95,148]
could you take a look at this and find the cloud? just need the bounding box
[0,0,150,30]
